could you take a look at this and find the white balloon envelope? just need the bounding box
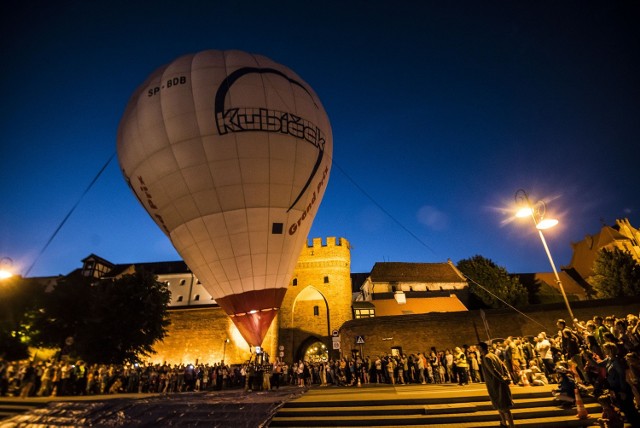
[117,50,332,346]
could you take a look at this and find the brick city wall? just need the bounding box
[339,297,640,357]
[152,295,639,364]
[149,306,277,365]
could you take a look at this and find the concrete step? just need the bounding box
[270,415,598,428]
[269,384,602,427]
[0,400,43,420]
[270,404,601,426]
[274,401,600,418]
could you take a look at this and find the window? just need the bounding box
[354,308,375,319]
[194,294,200,301]
[272,222,283,234]
[323,276,329,284]
[179,279,186,286]
[165,281,171,286]
[292,278,298,286]
[313,305,319,316]
[82,260,95,277]
[177,296,183,302]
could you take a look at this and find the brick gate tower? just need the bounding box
[276,237,352,363]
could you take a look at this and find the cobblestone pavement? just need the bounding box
[0,386,308,427]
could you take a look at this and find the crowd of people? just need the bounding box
[0,359,251,398]
[547,314,640,427]
[1,312,639,425]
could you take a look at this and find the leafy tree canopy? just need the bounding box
[457,255,528,309]
[590,248,640,298]
[30,270,171,364]
[0,276,47,360]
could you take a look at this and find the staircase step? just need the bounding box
[269,384,602,427]
[270,404,601,427]
[277,396,591,417]
[269,414,598,428]
[0,400,44,421]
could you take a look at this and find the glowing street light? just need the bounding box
[0,257,14,280]
[514,189,574,321]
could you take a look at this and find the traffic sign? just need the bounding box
[355,335,365,344]
[333,341,341,350]
[331,329,339,337]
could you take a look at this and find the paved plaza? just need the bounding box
[1,383,606,427]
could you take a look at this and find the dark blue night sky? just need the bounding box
[2,1,639,277]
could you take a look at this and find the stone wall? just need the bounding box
[148,306,277,365]
[339,297,640,357]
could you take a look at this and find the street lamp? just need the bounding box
[514,189,574,321]
[222,338,230,363]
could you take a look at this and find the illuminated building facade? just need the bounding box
[567,218,640,283]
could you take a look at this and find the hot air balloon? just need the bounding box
[117,50,332,346]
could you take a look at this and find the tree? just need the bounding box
[0,276,47,360]
[457,255,528,309]
[29,274,94,354]
[590,248,640,298]
[31,270,171,363]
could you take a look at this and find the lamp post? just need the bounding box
[514,189,574,321]
[222,338,230,363]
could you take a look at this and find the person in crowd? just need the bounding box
[362,357,371,384]
[535,332,556,382]
[468,347,481,383]
[296,360,304,387]
[430,351,442,384]
[557,319,589,383]
[624,351,640,409]
[272,360,283,389]
[437,353,447,383]
[593,315,609,347]
[0,357,9,397]
[477,341,515,428]
[522,359,548,386]
[552,365,576,407]
[510,338,526,384]
[396,355,405,385]
[605,316,616,334]
[454,347,469,386]
[596,393,625,428]
[417,353,427,384]
[599,342,640,426]
[374,356,383,383]
[36,362,54,397]
[19,361,36,398]
[445,349,454,383]
[385,356,395,385]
